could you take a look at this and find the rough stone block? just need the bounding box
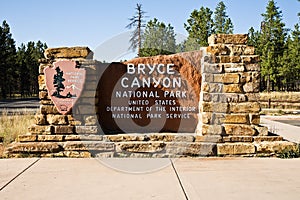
[217,143,255,155]
[35,114,48,125]
[207,44,230,55]
[243,82,260,93]
[63,141,114,151]
[241,55,260,63]
[39,91,49,100]
[18,135,37,142]
[40,105,59,115]
[214,73,240,84]
[250,114,260,125]
[106,135,145,142]
[37,135,64,142]
[7,142,61,153]
[85,115,97,125]
[255,141,297,154]
[201,102,229,113]
[39,64,51,74]
[38,75,45,85]
[195,135,223,143]
[229,102,261,113]
[47,115,68,125]
[208,34,248,45]
[28,125,53,134]
[222,136,253,142]
[63,151,91,158]
[201,124,224,135]
[202,83,223,93]
[224,84,243,93]
[166,142,217,156]
[253,136,283,142]
[216,56,241,63]
[245,63,260,71]
[116,142,165,153]
[224,63,245,73]
[203,63,223,74]
[224,124,256,136]
[253,125,269,136]
[224,114,249,124]
[54,126,74,134]
[75,126,98,134]
[44,47,92,59]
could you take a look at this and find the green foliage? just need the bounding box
[140,18,176,57]
[213,1,234,34]
[0,20,17,99]
[182,1,234,51]
[0,20,47,99]
[277,145,300,159]
[184,7,214,49]
[126,3,147,57]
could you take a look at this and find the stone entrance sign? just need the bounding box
[4,35,298,158]
[44,60,86,114]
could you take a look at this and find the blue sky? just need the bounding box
[1,0,299,52]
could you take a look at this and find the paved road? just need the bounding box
[0,158,300,200]
[0,98,39,114]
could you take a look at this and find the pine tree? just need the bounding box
[126,3,147,57]
[260,0,287,91]
[248,27,261,54]
[213,1,234,34]
[184,7,214,50]
[0,20,16,98]
[140,18,176,57]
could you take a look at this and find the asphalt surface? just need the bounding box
[0,98,39,114]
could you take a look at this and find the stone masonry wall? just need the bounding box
[4,34,298,158]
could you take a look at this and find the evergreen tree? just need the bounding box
[0,20,16,98]
[248,27,261,54]
[279,23,300,90]
[126,3,147,57]
[140,18,176,57]
[213,1,234,34]
[260,0,287,91]
[184,7,214,50]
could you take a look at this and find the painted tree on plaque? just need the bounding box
[52,67,65,97]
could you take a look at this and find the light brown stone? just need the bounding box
[35,114,47,125]
[207,44,230,55]
[250,114,260,125]
[216,56,241,63]
[28,125,53,134]
[54,126,74,134]
[47,115,68,125]
[40,105,59,115]
[243,82,260,93]
[255,141,297,153]
[44,47,92,59]
[224,84,243,93]
[63,151,91,158]
[203,63,223,74]
[224,124,256,136]
[85,116,97,125]
[221,73,240,84]
[224,63,245,73]
[63,141,114,151]
[116,142,165,153]
[106,135,145,142]
[229,102,261,113]
[75,126,98,134]
[253,136,283,142]
[222,136,253,142]
[201,124,224,135]
[201,102,228,113]
[195,135,223,143]
[245,63,260,71]
[38,75,45,85]
[208,34,248,45]
[217,143,255,155]
[224,114,249,124]
[7,142,61,153]
[253,126,269,136]
[37,135,64,142]
[166,142,217,156]
[18,135,37,142]
[241,55,260,63]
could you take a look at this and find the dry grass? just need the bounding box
[0,110,35,146]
